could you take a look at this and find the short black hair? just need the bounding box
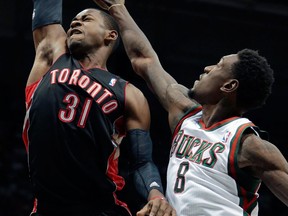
[99,9,121,53]
[232,48,274,111]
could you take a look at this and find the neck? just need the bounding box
[71,45,110,70]
[201,104,241,128]
[75,52,108,70]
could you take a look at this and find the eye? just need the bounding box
[82,15,93,21]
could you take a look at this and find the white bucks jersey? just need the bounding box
[166,106,261,216]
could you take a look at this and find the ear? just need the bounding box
[104,30,118,46]
[220,79,239,93]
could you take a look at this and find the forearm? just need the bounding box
[32,0,62,31]
[132,161,164,200]
[109,4,179,111]
[263,169,288,206]
[32,0,65,49]
[127,129,164,200]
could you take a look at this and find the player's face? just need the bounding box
[66,9,111,55]
[188,54,239,105]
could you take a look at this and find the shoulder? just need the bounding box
[125,83,148,110]
[124,83,150,130]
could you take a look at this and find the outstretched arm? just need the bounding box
[27,0,67,86]
[110,4,184,112]
[93,0,196,130]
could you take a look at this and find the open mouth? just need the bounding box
[70,29,82,36]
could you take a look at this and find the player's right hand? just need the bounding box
[136,197,177,216]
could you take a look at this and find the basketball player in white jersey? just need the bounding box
[93,1,288,215]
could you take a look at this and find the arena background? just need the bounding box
[0,0,287,215]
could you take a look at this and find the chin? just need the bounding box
[68,42,84,57]
[68,41,79,52]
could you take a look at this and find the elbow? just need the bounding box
[130,57,157,77]
[130,59,146,78]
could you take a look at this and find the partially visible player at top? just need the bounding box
[22,0,176,215]
[93,0,288,215]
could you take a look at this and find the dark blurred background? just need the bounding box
[0,0,287,215]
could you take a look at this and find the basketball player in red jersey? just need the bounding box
[22,0,176,215]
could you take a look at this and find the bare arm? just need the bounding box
[27,0,67,86]
[166,84,200,132]
[124,83,151,130]
[238,134,288,206]
[110,4,177,111]
[91,2,197,135]
[107,3,195,114]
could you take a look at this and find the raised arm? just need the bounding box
[93,0,196,129]
[109,4,181,111]
[27,0,67,86]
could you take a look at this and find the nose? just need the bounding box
[204,65,215,73]
[70,19,82,28]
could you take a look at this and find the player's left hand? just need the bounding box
[136,197,177,216]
